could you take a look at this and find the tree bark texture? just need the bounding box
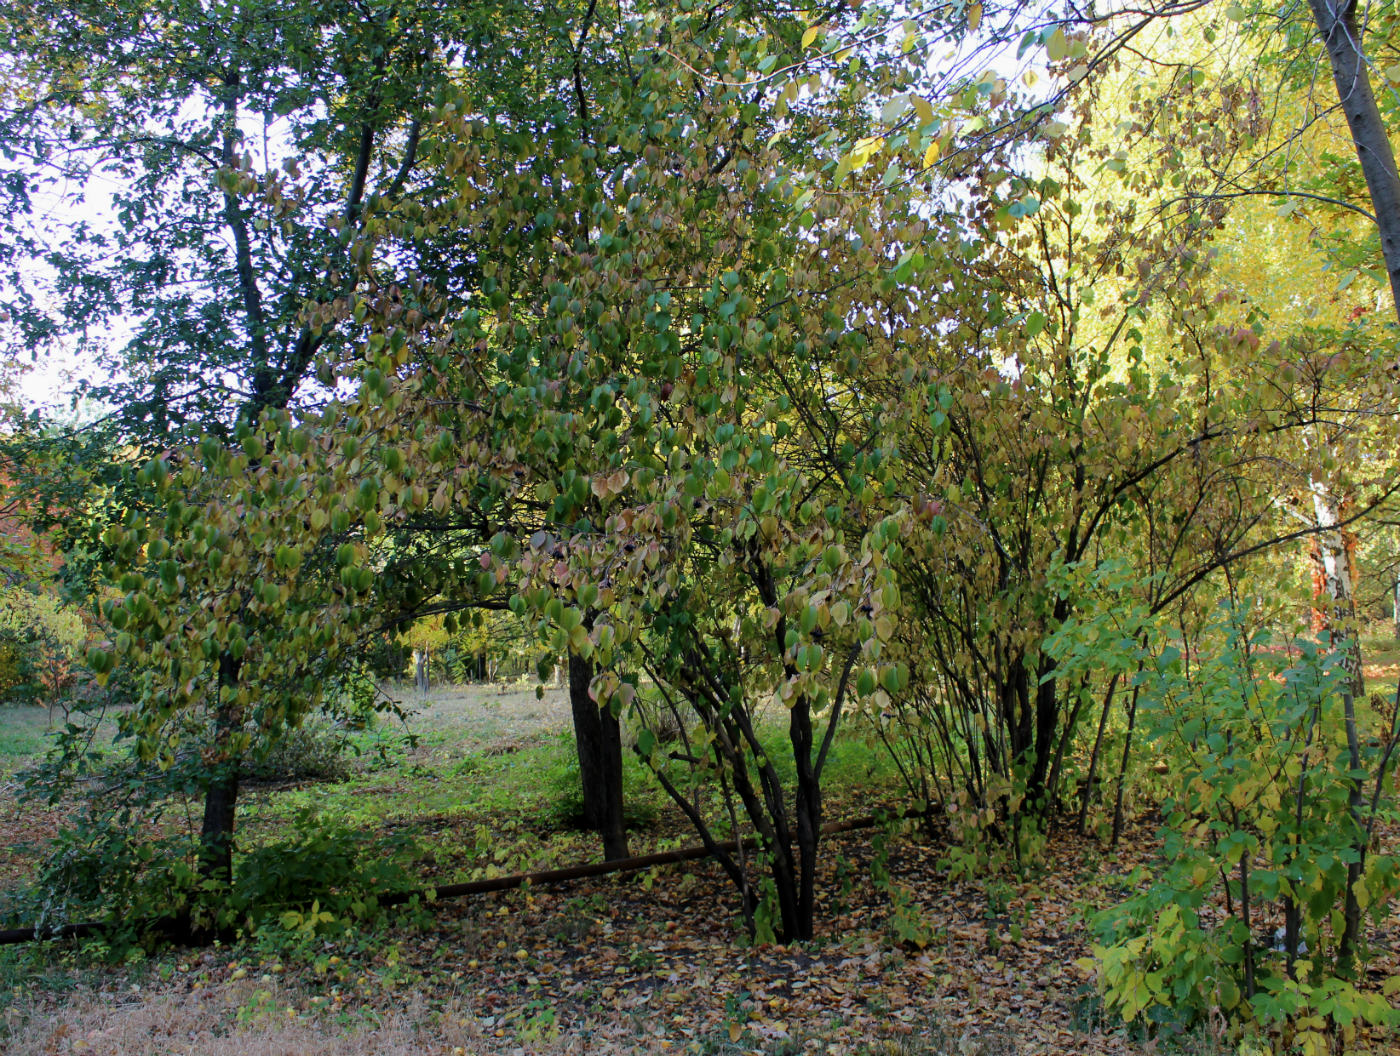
[1308,0,1400,323]
[414,648,430,694]
[568,651,630,861]
[1310,481,1365,696]
[199,653,243,888]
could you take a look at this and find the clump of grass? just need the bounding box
[241,719,356,785]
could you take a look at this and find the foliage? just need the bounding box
[875,63,1315,849]
[0,585,88,705]
[1090,606,1400,1041]
[231,811,417,934]
[3,787,416,949]
[3,796,200,943]
[2,6,1400,1029]
[0,0,468,437]
[239,716,356,785]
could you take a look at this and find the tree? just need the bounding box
[0,0,470,435]
[1301,0,1400,319]
[240,0,936,939]
[0,0,465,898]
[1,0,667,889]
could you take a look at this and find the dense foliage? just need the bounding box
[2,0,1400,1045]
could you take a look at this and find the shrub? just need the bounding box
[240,718,355,784]
[1089,606,1400,1045]
[0,586,87,706]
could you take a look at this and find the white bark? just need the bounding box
[1309,479,1364,695]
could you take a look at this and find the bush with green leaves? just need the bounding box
[1089,605,1400,1048]
[2,796,418,950]
[0,797,200,944]
[231,810,418,933]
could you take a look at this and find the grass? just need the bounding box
[1361,630,1400,684]
[0,705,60,773]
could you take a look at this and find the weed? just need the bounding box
[984,877,1013,918]
[550,893,605,943]
[885,882,935,949]
[626,945,659,972]
[512,999,559,1044]
[855,1023,1016,1056]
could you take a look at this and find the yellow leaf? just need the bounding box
[922,140,941,169]
[968,2,982,32]
[849,135,883,170]
[911,95,933,126]
[728,1022,742,1042]
[1046,27,1067,62]
[801,25,819,49]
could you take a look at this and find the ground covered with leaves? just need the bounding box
[3,682,1398,1055]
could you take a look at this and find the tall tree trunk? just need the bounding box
[790,696,819,941]
[568,650,629,861]
[1029,656,1060,809]
[1336,687,1368,972]
[1076,673,1121,835]
[1307,480,1371,968]
[1111,679,1142,848]
[1307,0,1400,323]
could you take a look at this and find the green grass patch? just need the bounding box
[0,706,60,767]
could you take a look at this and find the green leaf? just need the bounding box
[880,96,908,125]
[857,668,877,697]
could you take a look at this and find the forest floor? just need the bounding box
[2,660,1399,1056]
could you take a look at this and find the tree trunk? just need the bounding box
[1307,0,1400,324]
[414,648,429,694]
[1336,684,1368,971]
[1111,679,1142,848]
[199,654,243,889]
[1076,673,1121,835]
[568,650,629,861]
[1311,481,1365,696]
[1029,656,1060,809]
[789,696,819,941]
[1000,657,1034,778]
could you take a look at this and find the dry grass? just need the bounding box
[5,979,585,1056]
[388,682,573,759]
